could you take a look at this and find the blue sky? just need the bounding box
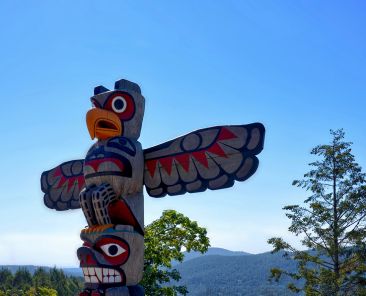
[0,1,365,266]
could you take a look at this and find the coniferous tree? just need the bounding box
[0,267,82,295]
[13,268,32,290]
[0,269,13,290]
[268,129,366,295]
[33,267,51,288]
[49,267,83,296]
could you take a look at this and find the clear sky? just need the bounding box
[0,0,365,267]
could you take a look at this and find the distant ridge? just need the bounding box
[179,247,251,264]
[0,265,51,275]
[0,265,82,277]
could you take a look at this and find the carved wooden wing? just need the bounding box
[41,160,85,210]
[143,123,265,197]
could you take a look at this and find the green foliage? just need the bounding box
[36,287,58,296]
[0,267,83,296]
[142,209,210,296]
[33,268,51,288]
[268,129,366,295]
[0,269,13,290]
[13,268,32,290]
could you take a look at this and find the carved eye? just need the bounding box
[95,237,130,265]
[111,96,127,113]
[100,243,126,257]
[106,92,135,121]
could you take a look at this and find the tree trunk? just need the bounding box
[332,152,340,295]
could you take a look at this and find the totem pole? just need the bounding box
[40,79,265,295]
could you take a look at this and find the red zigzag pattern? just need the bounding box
[145,127,237,178]
[53,167,85,193]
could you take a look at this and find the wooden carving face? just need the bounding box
[77,225,144,289]
[87,89,145,140]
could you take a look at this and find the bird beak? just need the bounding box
[86,108,123,140]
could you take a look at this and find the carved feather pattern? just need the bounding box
[41,160,85,210]
[143,123,265,197]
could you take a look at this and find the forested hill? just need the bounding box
[178,247,251,263]
[174,250,299,296]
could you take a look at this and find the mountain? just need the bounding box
[173,250,299,295]
[180,247,251,263]
[62,267,83,277]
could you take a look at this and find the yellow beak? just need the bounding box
[86,108,123,140]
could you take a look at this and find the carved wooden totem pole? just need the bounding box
[41,79,265,295]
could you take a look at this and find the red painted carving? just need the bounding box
[159,157,174,175]
[192,151,209,168]
[175,154,191,172]
[217,127,237,141]
[207,143,228,158]
[53,167,85,193]
[146,159,158,178]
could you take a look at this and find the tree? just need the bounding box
[49,267,82,296]
[13,268,32,290]
[33,268,51,288]
[36,287,58,296]
[142,209,210,296]
[0,269,13,290]
[268,129,366,295]
[0,267,81,296]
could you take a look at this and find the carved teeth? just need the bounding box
[90,275,98,283]
[95,268,103,281]
[83,268,121,284]
[88,267,95,275]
